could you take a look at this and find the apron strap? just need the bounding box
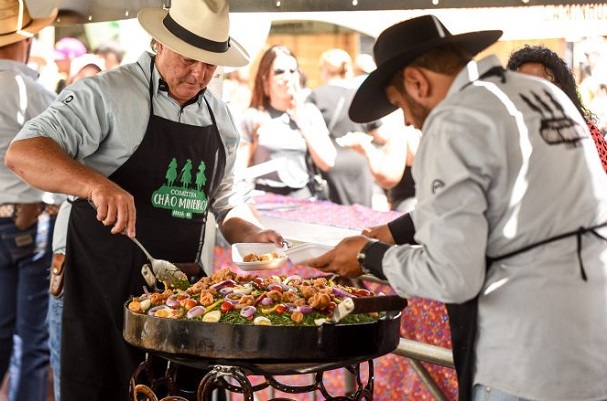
[488,220,607,281]
[148,57,155,115]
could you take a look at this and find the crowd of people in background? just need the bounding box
[3,0,607,399]
[28,35,123,95]
[23,32,607,214]
[577,41,607,135]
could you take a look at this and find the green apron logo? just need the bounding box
[151,158,208,219]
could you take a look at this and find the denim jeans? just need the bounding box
[48,293,62,401]
[473,384,534,401]
[0,214,54,401]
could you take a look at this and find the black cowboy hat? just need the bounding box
[349,15,502,123]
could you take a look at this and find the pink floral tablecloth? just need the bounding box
[213,193,457,400]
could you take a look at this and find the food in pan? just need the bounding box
[128,268,379,326]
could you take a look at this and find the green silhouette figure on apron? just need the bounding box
[195,161,207,191]
[180,159,193,188]
[166,158,178,186]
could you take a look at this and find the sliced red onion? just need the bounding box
[279,283,297,292]
[298,306,314,314]
[332,287,353,298]
[165,293,188,307]
[186,306,206,319]
[285,303,298,312]
[260,297,274,306]
[266,283,283,292]
[253,293,266,307]
[210,280,236,290]
[138,293,150,302]
[219,287,234,296]
[283,275,302,286]
[148,305,169,316]
[240,305,257,319]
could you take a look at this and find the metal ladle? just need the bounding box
[87,199,189,290]
[129,236,189,290]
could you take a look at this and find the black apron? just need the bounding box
[445,66,607,401]
[61,58,226,401]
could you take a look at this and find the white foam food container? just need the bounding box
[231,243,287,271]
[284,243,333,265]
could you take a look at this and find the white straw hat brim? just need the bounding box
[138,8,249,68]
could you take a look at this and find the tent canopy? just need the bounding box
[25,0,600,24]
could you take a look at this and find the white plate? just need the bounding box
[284,243,333,265]
[231,243,287,271]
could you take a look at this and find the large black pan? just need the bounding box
[123,296,406,374]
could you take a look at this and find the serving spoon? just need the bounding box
[87,199,189,290]
[129,236,189,290]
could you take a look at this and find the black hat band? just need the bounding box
[163,14,229,53]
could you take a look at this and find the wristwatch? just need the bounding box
[357,240,375,275]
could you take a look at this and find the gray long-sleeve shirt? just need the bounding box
[14,52,251,223]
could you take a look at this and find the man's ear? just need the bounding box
[403,66,429,99]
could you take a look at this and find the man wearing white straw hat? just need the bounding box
[0,1,58,400]
[5,0,284,399]
[309,15,607,401]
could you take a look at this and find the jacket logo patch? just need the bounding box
[520,89,586,145]
[432,179,445,194]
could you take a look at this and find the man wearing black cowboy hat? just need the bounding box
[309,15,607,401]
[0,1,58,400]
[5,0,284,400]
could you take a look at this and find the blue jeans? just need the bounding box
[473,384,534,401]
[0,214,54,401]
[48,294,62,401]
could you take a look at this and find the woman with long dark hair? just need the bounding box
[239,45,336,198]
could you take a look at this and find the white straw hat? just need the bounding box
[0,0,57,47]
[137,0,249,68]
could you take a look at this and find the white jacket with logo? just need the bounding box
[383,55,607,400]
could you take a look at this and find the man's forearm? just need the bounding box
[219,203,264,244]
[5,137,105,198]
